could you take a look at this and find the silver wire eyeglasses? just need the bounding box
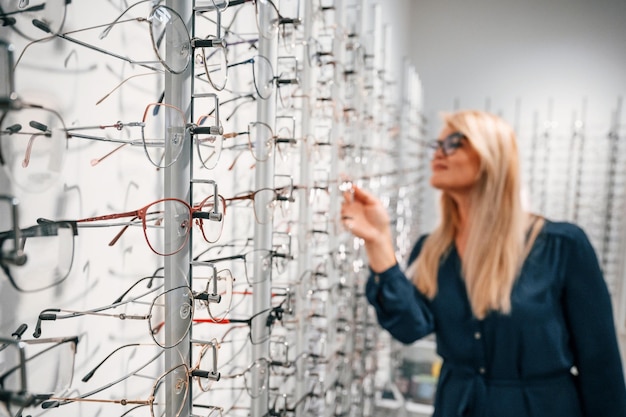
[32,273,226,349]
[14,2,191,74]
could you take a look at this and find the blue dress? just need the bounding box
[366,220,626,417]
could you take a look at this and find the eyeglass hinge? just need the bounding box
[191,37,226,49]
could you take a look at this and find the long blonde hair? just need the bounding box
[412,110,536,319]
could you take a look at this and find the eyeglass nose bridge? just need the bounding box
[430,140,448,156]
[430,132,465,157]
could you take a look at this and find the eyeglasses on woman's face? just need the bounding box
[428,131,466,157]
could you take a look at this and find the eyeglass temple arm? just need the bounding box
[42,396,150,409]
[0,324,28,355]
[33,308,61,338]
[31,19,163,73]
[70,208,139,247]
[106,215,139,247]
[0,195,27,266]
[81,343,141,382]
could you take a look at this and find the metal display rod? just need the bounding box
[294,0,314,413]
[164,1,192,417]
[252,3,278,416]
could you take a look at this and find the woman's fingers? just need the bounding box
[351,185,377,204]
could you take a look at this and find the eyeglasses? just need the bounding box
[195,298,288,340]
[0,334,78,417]
[80,338,221,399]
[256,0,302,40]
[41,360,195,417]
[0,102,190,191]
[65,102,189,168]
[33,282,198,348]
[428,131,466,157]
[264,384,324,417]
[195,249,291,285]
[197,0,300,40]
[306,34,334,68]
[44,191,225,256]
[219,120,293,168]
[226,186,295,224]
[219,357,270,399]
[15,2,191,74]
[191,261,235,322]
[0,219,77,293]
[0,0,69,41]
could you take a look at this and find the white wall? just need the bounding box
[406,0,626,132]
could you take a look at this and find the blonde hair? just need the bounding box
[412,110,538,319]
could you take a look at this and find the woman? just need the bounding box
[340,110,626,417]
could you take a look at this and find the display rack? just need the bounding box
[2,2,624,417]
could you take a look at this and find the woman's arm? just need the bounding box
[561,224,626,417]
[341,186,435,343]
[340,185,397,272]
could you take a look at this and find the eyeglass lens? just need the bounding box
[148,6,191,74]
[151,363,189,417]
[0,222,75,292]
[430,132,464,157]
[141,103,187,169]
[194,114,224,170]
[149,286,194,348]
[0,106,66,192]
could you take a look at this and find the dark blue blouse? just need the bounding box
[366,220,626,417]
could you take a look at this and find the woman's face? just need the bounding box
[429,125,482,194]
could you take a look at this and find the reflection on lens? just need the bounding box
[149,6,191,74]
[202,44,228,91]
[250,189,275,225]
[245,360,269,397]
[149,286,194,348]
[141,103,186,169]
[251,55,275,99]
[255,0,280,40]
[195,115,223,170]
[197,343,217,392]
[141,199,191,256]
[195,194,225,243]
[152,364,189,417]
[213,269,234,320]
[248,121,273,162]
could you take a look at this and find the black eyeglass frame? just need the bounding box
[428,132,466,157]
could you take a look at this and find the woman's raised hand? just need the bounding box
[340,185,391,243]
